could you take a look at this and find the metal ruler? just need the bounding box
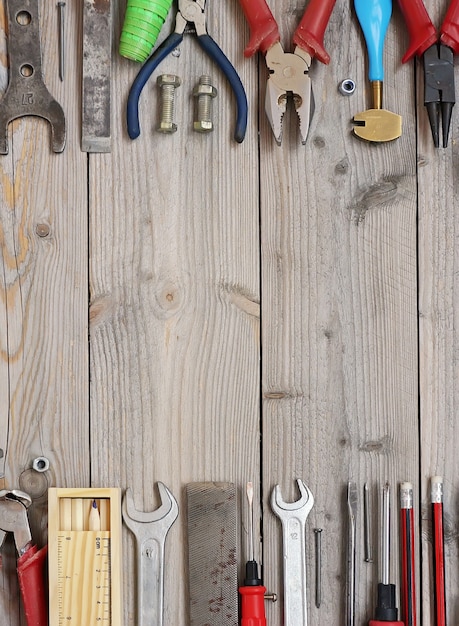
[57,530,112,625]
[82,0,111,152]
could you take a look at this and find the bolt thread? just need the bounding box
[199,75,212,122]
[160,83,175,125]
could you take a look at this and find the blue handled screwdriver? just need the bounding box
[352,0,402,142]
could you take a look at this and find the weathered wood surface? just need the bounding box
[0,0,456,624]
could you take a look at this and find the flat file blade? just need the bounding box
[186,482,238,626]
[82,0,111,152]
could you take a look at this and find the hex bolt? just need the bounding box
[157,74,181,134]
[32,456,50,473]
[193,75,217,133]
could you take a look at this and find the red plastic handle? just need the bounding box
[238,0,280,57]
[17,544,48,626]
[441,0,459,54]
[239,584,267,626]
[396,0,437,62]
[293,0,337,64]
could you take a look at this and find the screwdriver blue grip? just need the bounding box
[354,0,392,82]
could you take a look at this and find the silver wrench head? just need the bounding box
[122,482,178,534]
[271,479,314,518]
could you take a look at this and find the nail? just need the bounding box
[314,528,322,608]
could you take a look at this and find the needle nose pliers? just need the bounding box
[237,0,337,144]
[397,0,459,148]
[126,0,248,143]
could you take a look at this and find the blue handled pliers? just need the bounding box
[127,0,248,143]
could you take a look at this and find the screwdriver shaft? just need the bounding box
[247,481,254,562]
[381,482,390,585]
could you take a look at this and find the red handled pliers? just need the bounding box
[397,0,459,147]
[0,490,48,626]
[237,0,337,144]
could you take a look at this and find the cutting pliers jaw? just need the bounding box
[265,42,313,144]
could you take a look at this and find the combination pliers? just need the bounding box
[238,0,337,144]
[0,489,48,626]
[127,0,248,143]
[397,0,459,148]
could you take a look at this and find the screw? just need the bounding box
[314,528,323,608]
[264,592,277,602]
[157,74,181,134]
[193,75,217,133]
[32,456,50,473]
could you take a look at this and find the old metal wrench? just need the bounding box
[122,482,179,626]
[271,479,314,626]
[0,0,66,154]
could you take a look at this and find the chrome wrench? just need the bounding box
[122,482,179,626]
[0,0,66,154]
[271,479,314,626]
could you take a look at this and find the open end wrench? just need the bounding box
[0,0,66,154]
[122,482,178,626]
[271,479,314,626]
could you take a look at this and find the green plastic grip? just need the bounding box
[119,0,173,62]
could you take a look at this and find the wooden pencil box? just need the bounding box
[48,487,122,626]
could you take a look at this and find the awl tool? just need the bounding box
[239,482,267,626]
[397,0,459,148]
[238,0,338,144]
[353,0,401,142]
[0,0,66,154]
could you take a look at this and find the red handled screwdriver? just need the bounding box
[239,482,267,626]
[369,482,403,626]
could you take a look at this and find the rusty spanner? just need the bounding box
[271,479,314,626]
[0,0,66,154]
[122,482,179,626]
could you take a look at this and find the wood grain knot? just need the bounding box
[359,436,391,454]
[313,136,326,148]
[35,223,50,237]
[335,158,349,175]
[152,278,185,319]
[350,180,398,223]
[224,284,260,318]
[264,391,286,399]
[90,294,116,327]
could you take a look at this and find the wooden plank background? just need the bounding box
[0,0,456,624]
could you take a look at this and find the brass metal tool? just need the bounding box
[352,0,401,142]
